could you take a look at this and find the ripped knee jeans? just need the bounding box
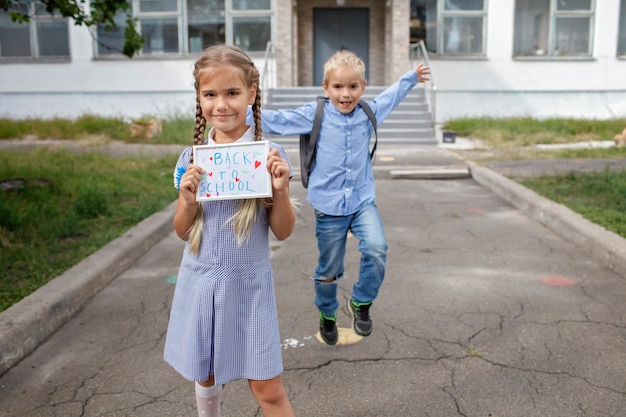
[313,202,387,316]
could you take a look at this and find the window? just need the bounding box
[410,0,487,56]
[97,10,130,55]
[187,0,225,54]
[513,0,595,57]
[232,16,271,51]
[97,0,273,57]
[138,0,181,55]
[0,1,70,61]
[619,0,626,56]
[232,0,271,10]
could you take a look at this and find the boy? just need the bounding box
[253,50,430,345]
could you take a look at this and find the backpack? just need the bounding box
[299,95,378,188]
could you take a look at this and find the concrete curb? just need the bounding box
[389,166,470,180]
[468,161,626,278]
[0,200,177,376]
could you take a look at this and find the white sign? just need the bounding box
[193,141,272,201]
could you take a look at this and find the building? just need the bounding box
[1,0,625,126]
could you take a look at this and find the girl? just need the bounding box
[164,45,296,417]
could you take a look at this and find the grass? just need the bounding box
[0,149,178,312]
[521,169,626,239]
[443,116,626,147]
[0,115,196,145]
[443,116,626,160]
[160,116,198,144]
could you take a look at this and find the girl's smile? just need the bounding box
[213,113,235,121]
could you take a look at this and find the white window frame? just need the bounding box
[434,0,488,57]
[137,0,184,55]
[513,0,595,58]
[94,0,274,59]
[618,0,626,57]
[227,2,274,53]
[0,1,70,62]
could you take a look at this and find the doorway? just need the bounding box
[313,8,369,86]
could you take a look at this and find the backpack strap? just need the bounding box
[299,95,327,187]
[307,95,327,171]
[359,100,378,162]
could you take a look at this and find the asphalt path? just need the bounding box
[1,143,625,416]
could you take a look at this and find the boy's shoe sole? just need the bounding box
[319,312,338,345]
[349,300,373,336]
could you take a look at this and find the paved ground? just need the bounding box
[1,140,625,416]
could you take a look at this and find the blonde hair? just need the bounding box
[187,44,268,254]
[322,50,366,85]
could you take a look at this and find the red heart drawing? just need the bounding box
[235,178,240,182]
[208,172,213,177]
[206,193,211,197]
[254,160,261,169]
[209,157,213,161]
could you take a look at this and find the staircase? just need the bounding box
[262,86,436,145]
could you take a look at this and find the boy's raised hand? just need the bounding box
[267,149,290,193]
[416,63,431,83]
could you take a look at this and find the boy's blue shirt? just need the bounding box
[249,70,419,216]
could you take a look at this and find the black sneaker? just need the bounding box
[349,300,373,336]
[319,312,338,345]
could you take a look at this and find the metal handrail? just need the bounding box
[260,41,275,105]
[410,40,436,127]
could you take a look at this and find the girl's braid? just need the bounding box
[252,81,263,142]
[191,97,206,162]
[186,97,206,255]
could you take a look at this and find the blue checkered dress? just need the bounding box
[164,129,292,385]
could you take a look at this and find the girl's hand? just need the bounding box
[266,149,295,240]
[179,163,204,205]
[416,63,431,83]
[267,149,290,193]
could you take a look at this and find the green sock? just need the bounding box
[320,311,336,321]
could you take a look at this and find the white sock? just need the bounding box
[195,382,222,417]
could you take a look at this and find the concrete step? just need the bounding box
[379,119,433,129]
[267,87,426,97]
[376,128,434,138]
[266,87,426,104]
[263,129,436,142]
[263,102,429,113]
[266,95,426,105]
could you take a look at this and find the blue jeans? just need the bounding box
[313,202,388,317]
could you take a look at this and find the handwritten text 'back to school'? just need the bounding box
[194,144,271,201]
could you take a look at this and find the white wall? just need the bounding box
[429,0,626,122]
